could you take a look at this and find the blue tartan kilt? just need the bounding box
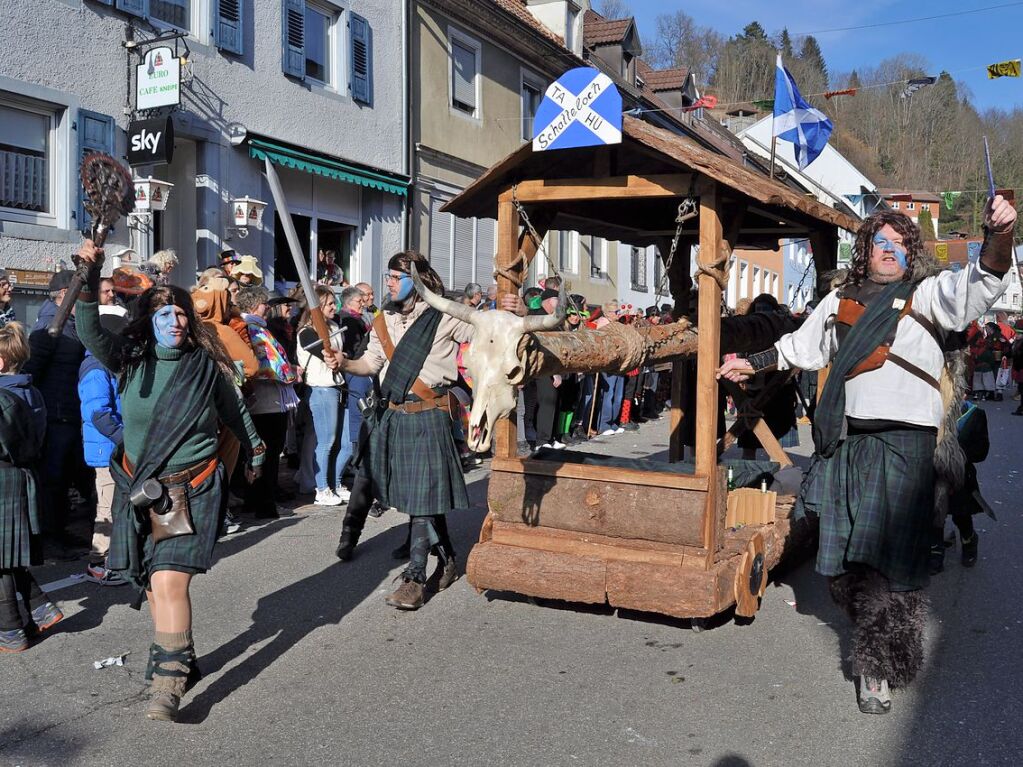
[0,466,41,569]
[795,427,936,590]
[363,407,468,517]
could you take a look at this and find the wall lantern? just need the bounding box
[231,196,267,229]
[134,176,175,212]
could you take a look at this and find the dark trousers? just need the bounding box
[340,472,375,539]
[246,412,287,513]
[533,377,559,444]
[0,568,46,630]
[522,381,538,444]
[38,420,83,534]
[406,515,455,583]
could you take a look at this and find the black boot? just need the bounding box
[335,528,359,561]
[961,533,979,568]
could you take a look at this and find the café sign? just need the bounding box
[136,47,181,111]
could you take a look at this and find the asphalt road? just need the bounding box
[2,403,1021,766]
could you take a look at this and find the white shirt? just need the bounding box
[775,262,1009,427]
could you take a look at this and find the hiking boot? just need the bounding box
[427,557,459,593]
[144,643,202,690]
[961,533,979,568]
[145,646,196,722]
[0,628,29,653]
[928,543,945,575]
[367,501,386,518]
[858,676,892,714]
[335,529,359,562]
[29,602,63,634]
[385,578,425,610]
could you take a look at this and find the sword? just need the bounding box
[984,136,996,200]
[262,157,334,354]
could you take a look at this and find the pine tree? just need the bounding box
[917,207,937,241]
[779,28,793,58]
[798,36,828,87]
[739,21,767,41]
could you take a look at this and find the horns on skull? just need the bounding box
[409,263,479,326]
[521,281,567,332]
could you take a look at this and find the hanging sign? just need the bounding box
[136,47,181,111]
[127,117,174,166]
[987,59,1021,79]
[532,67,622,152]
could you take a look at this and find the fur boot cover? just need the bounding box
[850,570,928,688]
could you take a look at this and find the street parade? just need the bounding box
[1,0,1022,764]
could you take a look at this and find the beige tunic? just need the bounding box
[343,301,474,393]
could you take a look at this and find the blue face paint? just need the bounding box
[152,304,184,348]
[872,235,908,269]
[394,273,414,301]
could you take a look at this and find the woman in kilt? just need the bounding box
[75,240,265,722]
[335,251,471,610]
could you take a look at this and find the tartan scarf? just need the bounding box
[380,307,443,405]
[244,314,298,385]
[813,279,916,458]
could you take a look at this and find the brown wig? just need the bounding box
[387,250,445,296]
[298,284,335,327]
[847,210,924,286]
[119,285,236,386]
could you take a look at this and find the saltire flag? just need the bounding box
[901,76,936,99]
[772,54,833,170]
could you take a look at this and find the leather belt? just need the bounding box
[123,455,219,488]
[388,394,452,415]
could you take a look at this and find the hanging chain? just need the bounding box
[651,197,697,309]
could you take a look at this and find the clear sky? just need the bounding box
[625,0,1023,113]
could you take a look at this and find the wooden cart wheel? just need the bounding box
[733,532,767,618]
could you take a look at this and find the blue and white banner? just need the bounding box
[532,67,622,152]
[773,54,832,171]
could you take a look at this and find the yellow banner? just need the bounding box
[988,59,1021,79]
[935,243,949,263]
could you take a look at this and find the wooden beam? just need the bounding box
[808,228,840,278]
[491,456,709,491]
[494,197,521,460]
[516,209,554,275]
[499,174,694,203]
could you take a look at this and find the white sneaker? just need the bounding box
[333,486,351,503]
[600,429,617,436]
[314,488,343,506]
[614,427,625,434]
[550,440,566,449]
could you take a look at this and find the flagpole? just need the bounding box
[769,135,777,180]
[770,52,779,180]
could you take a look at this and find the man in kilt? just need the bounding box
[333,251,472,610]
[719,197,1017,714]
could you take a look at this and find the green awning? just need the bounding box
[249,138,409,197]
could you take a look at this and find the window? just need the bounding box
[566,9,577,51]
[907,202,916,211]
[450,33,480,116]
[428,196,496,289]
[305,1,338,85]
[739,261,749,299]
[0,101,51,215]
[521,75,543,142]
[150,0,190,29]
[631,247,647,291]
[653,247,663,289]
[589,237,607,278]
[891,201,900,209]
[557,230,577,273]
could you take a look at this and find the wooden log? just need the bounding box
[494,198,521,460]
[605,559,735,619]
[466,542,608,605]
[487,467,708,547]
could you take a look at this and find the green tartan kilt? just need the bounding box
[0,466,42,569]
[108,455,226,586]
[363,407,468,517]
[796,427,936,590]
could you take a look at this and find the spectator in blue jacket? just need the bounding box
[78,308,127,586]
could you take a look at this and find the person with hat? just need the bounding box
[219,249,241,276]
[0,269,15,329]
[24,270,89,553]
[232,255,263,287]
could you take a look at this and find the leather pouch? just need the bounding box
[149,483,195,543]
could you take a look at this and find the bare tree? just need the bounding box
[647,10,723,83]
[593,0,631,18]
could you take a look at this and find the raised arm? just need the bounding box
[74,240,123,372]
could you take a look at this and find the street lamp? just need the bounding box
[227,196,267,240]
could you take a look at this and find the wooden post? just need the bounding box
[695,179,724,560]
[494,196,522,459]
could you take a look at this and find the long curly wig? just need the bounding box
[118,285,236,387]
[847,210,926,286]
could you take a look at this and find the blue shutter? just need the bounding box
[349,12,372,105]
[75,111,116,235]
[213,0,244,55]
[116,0,148,17]
[282,0,305,79]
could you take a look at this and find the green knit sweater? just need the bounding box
[76,299,262,472]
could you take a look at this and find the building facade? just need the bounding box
[0,0,408,320]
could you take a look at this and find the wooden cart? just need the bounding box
[443,117,857,621]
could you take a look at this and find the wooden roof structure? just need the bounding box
[445,116,859,259]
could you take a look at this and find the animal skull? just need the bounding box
[410,265,565,452]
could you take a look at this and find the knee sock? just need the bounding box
[155,629,192,652]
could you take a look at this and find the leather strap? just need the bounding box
[388,394,453,415]
[887,353,941,391]
[372,313,437,403]
[123,455,219,488]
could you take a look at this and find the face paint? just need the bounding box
[872,235,908,269]
[395,273,414,301]
[152,304,185,348]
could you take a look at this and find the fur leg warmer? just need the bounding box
[850,570,928,688]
